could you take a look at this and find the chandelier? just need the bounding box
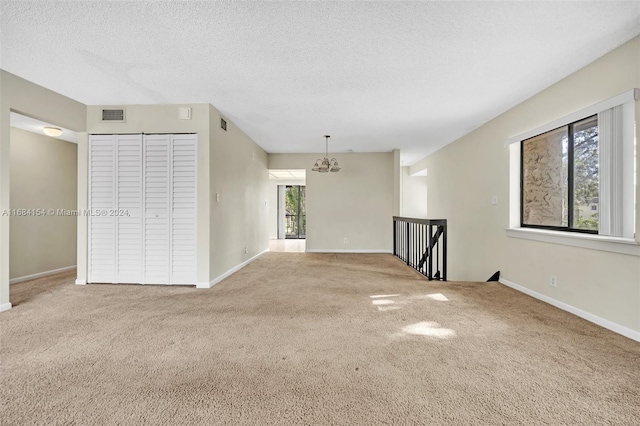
[312,135,340,173]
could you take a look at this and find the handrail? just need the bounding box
[393,217,447,281]
[393,216,447,226]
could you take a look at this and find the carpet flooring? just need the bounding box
[1,253,639,425]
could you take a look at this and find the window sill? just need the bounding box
[506,228,640,256]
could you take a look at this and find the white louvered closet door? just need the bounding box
[90,133,196,285]
[89,135,117,283]
[170,134,197,284]
[143,134,171,284]
[116,134,143,283]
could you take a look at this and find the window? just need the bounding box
[521,115,599,233]
[506,89,638,248]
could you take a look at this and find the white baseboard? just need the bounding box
[75,279,87,285]
[0,302,12,313]
[499,277,640,343]
[197,249,269,289]
[10,266,77,285]
[305,249,393,254]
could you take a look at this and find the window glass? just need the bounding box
[572,116,599,231]
[521,115,598,233]
[522,127,568,227]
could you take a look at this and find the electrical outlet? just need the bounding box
[549,276,557,288]
[244,246,249,254]
[343,237,348,244]
[491,196,498,205]
[216,193,220,202]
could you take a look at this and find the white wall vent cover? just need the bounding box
[101,108,125,122]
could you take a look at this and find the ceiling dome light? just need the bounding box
[43,127,63,137]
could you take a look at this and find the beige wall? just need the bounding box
[9,127,77,279]
[268,152,394,252]
[85,104,211,285]
[209,106,269,280]
[267,178,305,240]
[411,36,640,332]
[401,166,427,218]
[0,70,87,309]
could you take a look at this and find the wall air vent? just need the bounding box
[221,118,227,131]
[101,108,125,122]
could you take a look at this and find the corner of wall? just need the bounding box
[393,149,401,217]
[208,108,269,281]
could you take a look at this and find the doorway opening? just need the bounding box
[284,185,305,239]
[8,112,78,305]
[268,169,306,252]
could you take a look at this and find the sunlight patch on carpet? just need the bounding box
[377,306,401,311]
[372,299,395,306]
[407,293,450,301]
[426,293,449,302]
[401,321,456,339]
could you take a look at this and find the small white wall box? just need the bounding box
[178,107,192,120]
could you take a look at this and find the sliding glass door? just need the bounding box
[284,185,306,239]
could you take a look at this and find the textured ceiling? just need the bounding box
[1,1,639,165]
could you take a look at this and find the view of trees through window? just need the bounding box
[285,185,306,239]
[570,116,599,231]
[522,115,598,233]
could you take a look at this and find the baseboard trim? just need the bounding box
[305,249,393,254]
[499,277,640,343]
[0,302,12,313]
[195,281,210,288]
[197,249,269,289]
[10,266,77,285]
[75,279,87,285]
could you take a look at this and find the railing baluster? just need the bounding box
[403,220,406,261]
[427,223,432,280]
[405,221,410,265]
[419,224,423,275]
[411,223,418,268]
[442,222,447,281]
[436,226,440,278]
[419,224,423,274]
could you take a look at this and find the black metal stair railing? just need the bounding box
[393,216,447,281]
